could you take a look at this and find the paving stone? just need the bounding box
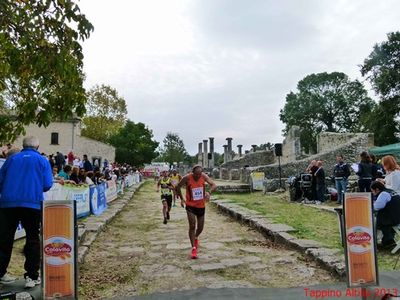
[219,236,243,243]
[84,222,104,232]
[261,223,296,233]
[139,264,183,278]
[80,231,99,248]
[190,262,226,271]
[150,240,176,246]
[272,258,295,264]
[294,266,315,277]
[118,246,145,255]
[288,239,323,250]
[240,246,266,254]
[242,256,262,263]
[166,243,191,250]
[204,242,224,250]
[78,246,89,264]
[248,264,269,270]
[220,258,245,267]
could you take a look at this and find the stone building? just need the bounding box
[13,119,115,165]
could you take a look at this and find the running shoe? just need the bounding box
[194,238,199,249]
[25,276,41,288]
[191,247,198,259]
[0,273,16,284]
[163,217,167,224]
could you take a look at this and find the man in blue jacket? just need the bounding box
[0,136,53,288]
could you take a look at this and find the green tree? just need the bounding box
[361,31,400,99]
[0,0,93,143]
[361,98,399,146]
[156,132,190,165]
[361,31,400,145]
[279,72,374,153]
[109,120,159,166]
[81,84,127,143]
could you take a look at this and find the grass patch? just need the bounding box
[217,191,400,271]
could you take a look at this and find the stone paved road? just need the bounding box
[79,181,337,299]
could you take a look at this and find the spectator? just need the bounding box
[86,171,95,185]
[0,136,53,288]
[379,155,400,194]
[83,154,93,172]
[58,165,72,180]
[69,166,80,184]
[48,154,55,169]
[73,156,81,168]
[370,154,385,180]
[356,151,373,192]
[306,160,318,201]
[333,154,351,204]
[314,160,326,204]
[54,151,65,172]
[67,151,74,165]
[371,181,400,250]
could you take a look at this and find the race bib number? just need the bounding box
[192,187,204,201]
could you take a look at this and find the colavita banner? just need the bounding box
[344,193,378,287]
[250,172,265,191]
[42,200,77,300]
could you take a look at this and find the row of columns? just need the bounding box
[198,137,249,167]
[197,137,215,168]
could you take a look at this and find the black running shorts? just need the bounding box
[186,205,205,217]
[161,194,173,208]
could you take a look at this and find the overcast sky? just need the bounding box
[79,0,400,155]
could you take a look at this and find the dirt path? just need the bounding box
[79,181,337,299]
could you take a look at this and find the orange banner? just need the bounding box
[344,193,378,287]
[42,200,76,299]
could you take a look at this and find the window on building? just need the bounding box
[51,132,59,145]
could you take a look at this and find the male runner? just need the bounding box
[170,169,182,207]
[176,165,217,259]
[157,171,174,224]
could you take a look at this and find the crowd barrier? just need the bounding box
[14,173,141,240]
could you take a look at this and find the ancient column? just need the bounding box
[209,137,215,168]
[203,139,208,169]
[237,145,243,157]
[251,144,257,152]
[223,145,228,164]
[198,142,203,166]
[226,137,233,161]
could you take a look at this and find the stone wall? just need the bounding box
[251,132,373,179]
[220,150,275,170]
[317,132,374,154]
[281,126,303,164]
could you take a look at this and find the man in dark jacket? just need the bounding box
[0,136,53,288]
[371,181,400,250]
[333,154,351,204]
[83,154,93,172]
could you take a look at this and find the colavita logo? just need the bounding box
[44,243,72,256]
[347,232,371,244]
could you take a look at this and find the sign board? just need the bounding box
[90,183,107,215]
[106,180,118,202]
[343,193,378,287]
[46,184,90,218]
[250,172,265,191]
[42,200,77,300]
